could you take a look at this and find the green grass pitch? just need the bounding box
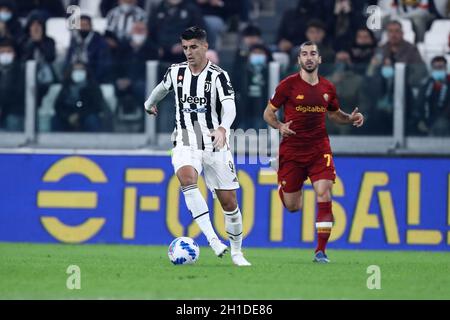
[0,243,449,299]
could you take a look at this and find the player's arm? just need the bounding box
[327,108,364,127]
[209,98,236,148]
[263,103,296,137]
[144,68,173,116]
[144,82,170,116]
[209,72,236,148]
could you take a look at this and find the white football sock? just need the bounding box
[224,207,243,255]
[181,185,217,243]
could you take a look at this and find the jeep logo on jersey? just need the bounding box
[179,94,207,105]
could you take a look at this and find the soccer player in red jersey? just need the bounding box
[263,41,365,263]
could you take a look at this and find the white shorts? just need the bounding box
[171,146,240,192]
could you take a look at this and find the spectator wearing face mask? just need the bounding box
[410,56,450,136]
[368,57,395,134]
[235,43,272,130]
[113,21,158,131]
[0,39,25,132]
[104,0,148,51]
[0,0,24,42]
[52,62,106,132]
[65,15,112,83]
[365,55,412,135]
[349,27,377,75]
[232,25,263,99]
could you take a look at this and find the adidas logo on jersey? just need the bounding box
[179,94,207,105]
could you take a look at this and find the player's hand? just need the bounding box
[208,127,226,149]
[279,121,296,137]
[350,107,364,127]
[145,105,158,116]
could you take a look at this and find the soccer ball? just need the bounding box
[168,237,200,265]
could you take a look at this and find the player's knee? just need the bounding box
[179,176,197,187]
[316,188,331,202]
[285,202,301,213]
[222,202,237,212]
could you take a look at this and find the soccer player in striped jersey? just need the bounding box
[144,26,251,266]
[264,41,365,263]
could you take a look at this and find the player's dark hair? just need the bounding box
[180,26,207,42]
[299,41,320,56]
[431,55,448,66]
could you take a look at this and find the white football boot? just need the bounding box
[209,237,228,257]
[231,252,251,266]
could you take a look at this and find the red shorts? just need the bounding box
[278,147,336,193]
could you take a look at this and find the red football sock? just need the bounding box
[315,201,333,254]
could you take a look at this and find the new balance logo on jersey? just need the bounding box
[179,94,207,105]
[182,107,207,113]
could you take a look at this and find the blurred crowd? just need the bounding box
[0,0,449,137]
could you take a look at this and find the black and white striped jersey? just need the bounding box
[105,5,147,41]
[161,60,236,151]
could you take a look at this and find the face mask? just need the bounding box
[431,70,447,82]
[249,54,266,66]
[120,3,133,12]
[0,11,12,22]
[132,34,146,45]
[381,66,394,79]
[0,52,14,65]
[71,69,87,83]
[79,30,90,39]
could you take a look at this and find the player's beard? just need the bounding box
[300,62,318,73]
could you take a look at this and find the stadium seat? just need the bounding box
[100,84,117,113]
[428,19,450,34]
[92,18,107,34]
[272,52,290,72]
[46,17,107,58]
[38,84,61,132]
[79,0,102,18]
[424,32,448,46]
[417,42,446,69]
[46,18,71,56]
